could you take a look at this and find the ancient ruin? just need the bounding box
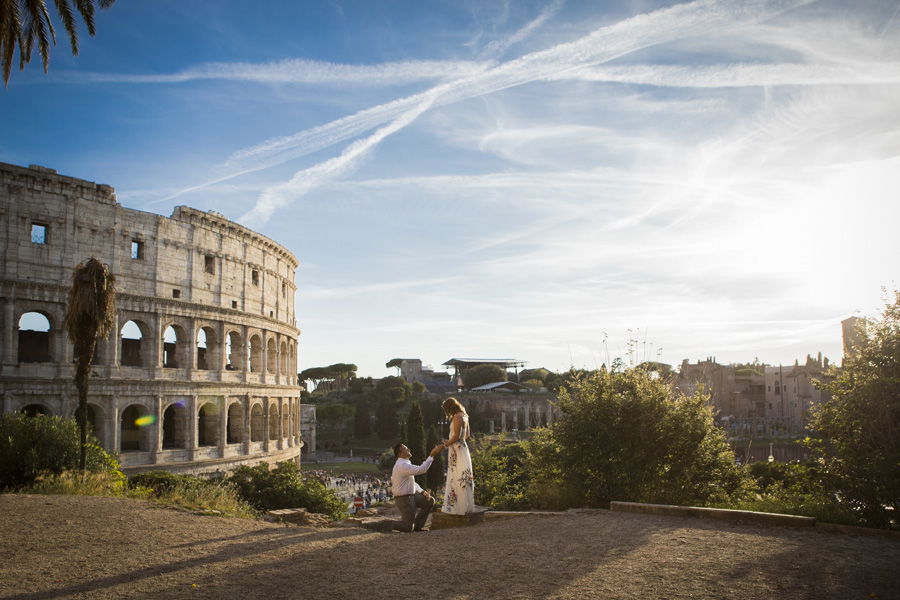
[0,162,303,475]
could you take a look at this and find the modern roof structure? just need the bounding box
[442,358,526,369]
[469,381,526,392]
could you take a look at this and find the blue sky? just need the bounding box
[3,0,899,377]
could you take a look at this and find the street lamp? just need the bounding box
[768,442,775,463]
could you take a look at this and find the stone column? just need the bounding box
[263,398,270,452]
[151,395,163,459]
[242,394,251,454]
[188,394,198,461]
[3,299,16,366]
[218,396,227,457]
[186,317,197,374]
[110,402,121,455]
[241,324,249,383]
[501,411,507,432]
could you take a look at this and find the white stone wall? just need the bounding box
[0,162,305,475]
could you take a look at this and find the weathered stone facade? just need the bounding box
[0,162,303,476]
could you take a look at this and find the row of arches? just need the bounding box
[15,397,301,455]
[13,311,296,376]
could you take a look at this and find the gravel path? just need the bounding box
[1,494,898,600]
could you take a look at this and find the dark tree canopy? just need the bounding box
[462,364,507,389]
[2,0,116,86]
[808,290,900,528]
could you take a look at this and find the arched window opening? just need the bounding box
[226,331,242,371]
[196,329,208,370]
[120,321,144,367]
[280,341,288,376]
[249,335,262,373]
[162,402,187,449]
[18,312,51,363]
[282,407,289,437]
[163,325,180,369]
[196,327,218,370]
[227,403,243,444]
[198,402,219,447]
[266,338,277,374]
[268,405,279,440]
[21,403,48,417]
[250,404,264,441]
[120,405,149,452]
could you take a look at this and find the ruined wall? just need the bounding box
[0,162,304,475]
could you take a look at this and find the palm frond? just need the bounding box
[52,0,77,54]
[1,0,20,85]
[23,0,55,73]
[73,0,93,36]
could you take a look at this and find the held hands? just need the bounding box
[429,443,444,457]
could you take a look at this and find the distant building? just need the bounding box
[764,355,830,433]
[841,316,865,364]
[396,358,455,392]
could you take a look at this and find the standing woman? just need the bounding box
[441,397,475,514]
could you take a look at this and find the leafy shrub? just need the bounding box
[471,438,532,510]
[0,412,121,490]
[732,460,862,526]
[545,369,753,508]
[227,461,347,520]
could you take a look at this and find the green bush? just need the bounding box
[732,460,862,526]
[227,461,347,520]
[471,438,532,510]
[0,412,121,490]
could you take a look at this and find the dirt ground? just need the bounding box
[1,494,898,600]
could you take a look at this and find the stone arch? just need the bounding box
[268,402,279,440]
[162,401,188,449]
[227,401,243,444]
[266,337,277,374]
[17,311,52,363]
[163,324,188,369]
[21,403,49,417]
[197,401,220,447]
[120,404,150,452]
[282,403,289,437]
[248,334,263,373]
[196,326,219,370]
[72,403,105,446]
[120,319,151,367]
[225,330,243,371]
[279,340,288,376]
[250,403,264,442]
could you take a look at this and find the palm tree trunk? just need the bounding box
[74,337,97,473]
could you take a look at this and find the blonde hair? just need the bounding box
[442,397,466,418]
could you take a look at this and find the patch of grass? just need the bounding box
[130,471,257,519]
[20,469,258,519]
[21,470,138,498]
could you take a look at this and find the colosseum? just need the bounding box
[0,161,305,476]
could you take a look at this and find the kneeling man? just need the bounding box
[391,442,444,532]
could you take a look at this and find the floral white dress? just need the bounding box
[442,414,475,515]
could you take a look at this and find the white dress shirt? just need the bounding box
[391,456,433,496]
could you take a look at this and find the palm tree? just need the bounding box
[1,0,116,86]
[64,257,116,472]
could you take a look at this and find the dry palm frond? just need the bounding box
[64,256,117,343]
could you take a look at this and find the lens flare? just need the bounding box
[135,414,156,427]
